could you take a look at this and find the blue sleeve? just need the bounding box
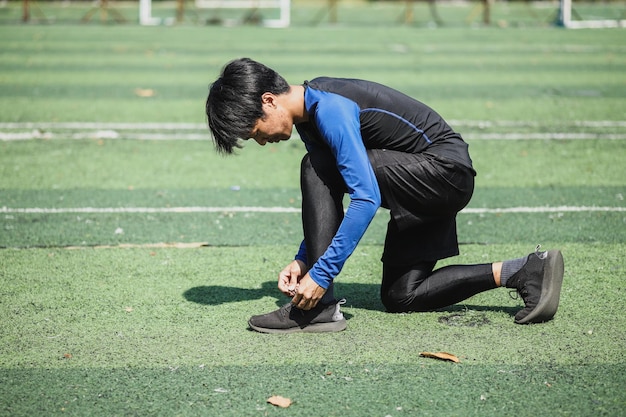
[305,91,381,289]
[295,240,307,264]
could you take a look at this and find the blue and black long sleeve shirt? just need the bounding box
[294,77,473,290]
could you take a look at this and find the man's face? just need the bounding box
[248,96,293,146]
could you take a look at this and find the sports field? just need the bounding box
[1,2,626,416]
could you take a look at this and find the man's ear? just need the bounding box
[261,92,277,108]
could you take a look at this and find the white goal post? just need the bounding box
[139,0,290,27]
[558,0,625,28]
[139,0,163,25]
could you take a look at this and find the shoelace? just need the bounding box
[279,303,293,318]
[535,244,547,260]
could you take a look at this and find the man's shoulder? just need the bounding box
[305,79,358,108]
[307,77,405,106]
[307,77,370,91]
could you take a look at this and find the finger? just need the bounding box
[289,283,299,297]
[296,297,307,310]
[278,269,293,295]
[294,293,313,310]
[291,292,302,307]
[277,278,290,295]
[288,270,299,291]
[307,298,319,310]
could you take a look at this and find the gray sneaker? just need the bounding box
[507,245,564,324]
[248,299,347,334]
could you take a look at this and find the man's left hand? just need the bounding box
[291,273,326,310]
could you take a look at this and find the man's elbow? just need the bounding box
[365,193,381,216]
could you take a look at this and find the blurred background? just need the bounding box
[2,0,625,28]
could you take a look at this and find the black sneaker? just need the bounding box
[248,299,347,334]
[506,245,564,324]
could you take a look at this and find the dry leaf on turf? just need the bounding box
[134,88,156,97]
[267,395,292,408]
[420,351,460,363]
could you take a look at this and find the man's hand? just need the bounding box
[291,273,326,310]
[278,260,307,297]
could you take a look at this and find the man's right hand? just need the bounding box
[278,259,307,297]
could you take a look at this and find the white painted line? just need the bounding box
[463,133,626,140]
[0,206,302,214]
[1,206,624,214]
[2,131,626,141]
[64,242,210,249]
[462,206,626,213]
[449,120,626,128]
[1,121,625,141]
[0,122,206,130]
[1,121,625,129]
[0,131,210,141]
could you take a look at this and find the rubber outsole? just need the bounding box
[248,319,347,334]
[515,250,564,324]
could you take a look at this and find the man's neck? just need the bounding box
[286,84,308,124]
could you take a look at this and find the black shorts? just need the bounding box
[367,149,475,266]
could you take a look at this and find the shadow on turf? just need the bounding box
[183,280,278,306]
[183,280,384,311]
[183,281,520,319]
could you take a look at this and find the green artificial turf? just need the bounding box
[1,138,625,248]
[1,20,625,123]
[1,5,625,416]
[1,243,625,416]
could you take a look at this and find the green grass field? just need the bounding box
[1,2,626,416]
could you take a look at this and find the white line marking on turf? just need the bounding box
[64,242,211,249]
[464,133,626,140]
[449,120,626,128]
[0,206,302,214]
[1,121,625,141]
[0,131,210,141]
[2,131,626,141]
[462,206,626,213]
[0,122,206,130]
[1,121,625,129]
[1,206,624,214]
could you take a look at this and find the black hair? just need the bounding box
[206,58,290,154]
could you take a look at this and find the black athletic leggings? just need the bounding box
[380,262,496,313]
[301,151,497,313]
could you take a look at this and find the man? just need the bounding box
[205,58,564,334]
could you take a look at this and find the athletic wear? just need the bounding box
[381,262,497,313]
[500,255,528,287]
[505,247,565,324]
[369,149,474,265]
[301,78,473,169]
[248,300,347,334]
[294,77,475,289]
[284,77,564,324]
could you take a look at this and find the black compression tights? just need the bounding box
[381,262,498,313]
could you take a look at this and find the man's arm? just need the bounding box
[304,90,381,289]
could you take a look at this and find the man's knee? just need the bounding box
[381,286,416,313]
[380,262,435,313]
[301,152,346,192]
[301,153,321,191]
[300,153,314,181]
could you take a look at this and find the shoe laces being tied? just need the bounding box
[279,303,297,318]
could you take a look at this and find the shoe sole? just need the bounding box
[515,250,564,324]
[248,319,347,334]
